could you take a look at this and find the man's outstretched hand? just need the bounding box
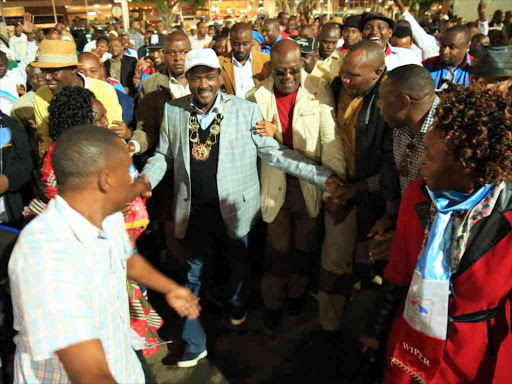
[132,174,152,199]
[165,285,201,319]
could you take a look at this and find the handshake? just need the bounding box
[324,174,362,225]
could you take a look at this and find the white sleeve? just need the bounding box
[477,20,489,35]
[402,10,440,60]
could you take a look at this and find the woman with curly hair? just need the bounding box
[361,85,512,384]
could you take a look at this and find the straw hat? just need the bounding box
[331,16,344,26]
[32,40,78,69]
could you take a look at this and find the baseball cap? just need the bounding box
[184,48,221,74]
[289,36,319,54]
[148,33,163,50]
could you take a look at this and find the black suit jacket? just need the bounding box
[331,73,399,238]
[0,112,36,227]
[105,55,138,95]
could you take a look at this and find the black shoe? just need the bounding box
[263,308,282,335]
[287,297,305,319]
[230,305,248,326]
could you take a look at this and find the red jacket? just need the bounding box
[383,178,512,384]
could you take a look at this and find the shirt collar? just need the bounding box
[384,43,392,56]
[76,72,89,89]
[233,53,253,67]
[420,95,440,134]
[190,91,221,116]
[170,76,189,88]
[53,195,105,245]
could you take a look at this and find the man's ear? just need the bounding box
[399,94,411,112]
[98,170,112,193]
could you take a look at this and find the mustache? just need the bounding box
[197,88,213,93]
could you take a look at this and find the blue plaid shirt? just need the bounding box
[9,196,145,383]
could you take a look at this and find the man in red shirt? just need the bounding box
[247,39,344,334]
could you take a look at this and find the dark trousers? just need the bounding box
[135,349,157,384]
[261,177,318,310]
[180,206,250,353]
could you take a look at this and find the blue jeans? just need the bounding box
[181,206,250,354]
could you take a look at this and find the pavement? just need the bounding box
[138,222,382,384]
[146,288,380,384]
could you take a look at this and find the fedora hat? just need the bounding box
[32,40,78,69]
[343,15,362,30]
[360,12,396,32]
[467,45,512,77]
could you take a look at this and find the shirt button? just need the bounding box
[184,197,190,202]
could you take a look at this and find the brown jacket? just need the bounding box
[218,52,272,96]
[133,66,176,154]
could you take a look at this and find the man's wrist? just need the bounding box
[164,280,179,296]
[129,139,141,154]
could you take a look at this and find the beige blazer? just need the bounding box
[246,71,346,223]
[310,50,344,84]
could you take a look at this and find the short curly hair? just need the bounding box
[433,84,512,185]
[48,86,96,141]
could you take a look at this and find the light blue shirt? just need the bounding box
[8,196,145,383]
[190,91,221,130]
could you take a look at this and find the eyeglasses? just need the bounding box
[398,142,417,177]
[273,68,301,77]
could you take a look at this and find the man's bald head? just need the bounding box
[271,39,301,62]
[164,31,191,78]
[319,23,341,40]
[348,40,385,69]
[262,19,281,45]
[78,52,104,80]
[319,23,341,59]
[386,64,435,97]
[165,30,190,45]
[231,23,253,63]
[52,125,127,192]
[340,40,385,97]
[271,40,302,95]
[231,22,252,36]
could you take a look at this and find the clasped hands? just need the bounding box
[324,175,361,225]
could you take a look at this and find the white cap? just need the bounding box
[184,48,221,74]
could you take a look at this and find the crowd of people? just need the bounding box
[0,0,512,383]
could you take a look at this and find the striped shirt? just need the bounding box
[9,196,145,384]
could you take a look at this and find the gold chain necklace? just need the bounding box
[189,95,227,161]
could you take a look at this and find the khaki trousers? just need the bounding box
[318,208,357,331]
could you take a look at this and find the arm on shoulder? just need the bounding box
[56,339,117,384]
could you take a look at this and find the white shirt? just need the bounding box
[9,196,145,384]
[9,34,27,61]
[169,77,191,99]
[402,11,439,60]
[477,19,489,36]
[385,44,423,71]
[411,43,424,61]
[233,54,255,99]
[0,41,37,115]
[189,35,213,50]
